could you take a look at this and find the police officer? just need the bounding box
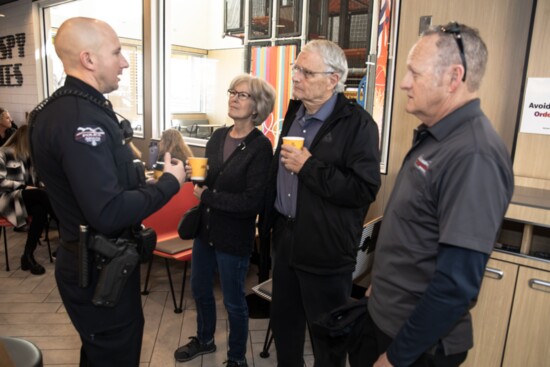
[29,17,186,366]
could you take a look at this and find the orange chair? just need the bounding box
[1,216,53,272]
[141,182,200,313]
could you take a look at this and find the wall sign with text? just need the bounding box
[0,32,26,87]
[520,78,550,135]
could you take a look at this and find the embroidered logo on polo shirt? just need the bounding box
[75,126,106,147]
[414,155,430,175]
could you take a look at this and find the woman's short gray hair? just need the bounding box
[229,74,276,125]
[301,39,348,92]
[423,23,488,92]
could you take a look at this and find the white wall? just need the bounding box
[0,0,39,126]
[170,0,243,51]
[206,48,245,125]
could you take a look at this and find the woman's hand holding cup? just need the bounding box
[187,157,208,183]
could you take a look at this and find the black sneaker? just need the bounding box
[174,336,216,362]
[225,359,248,367]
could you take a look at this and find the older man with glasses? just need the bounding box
[354,23,514,367]
[260,39,381,367]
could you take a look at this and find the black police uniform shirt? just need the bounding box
[30,76,179,243]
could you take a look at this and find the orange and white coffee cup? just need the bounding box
[282,136,304,149]
[188,157,208,181]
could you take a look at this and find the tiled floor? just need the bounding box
[0,228,315,367]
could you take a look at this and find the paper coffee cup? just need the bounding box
[282,136,304,149]
[188,157,208,181]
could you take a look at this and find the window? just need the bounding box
[276,0,302,37]
[225,0,245,34]
[249,0,272,39]
[40,0,144,137]
[163,1,221,132]
[168,50,217,115]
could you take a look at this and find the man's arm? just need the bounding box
[282,112,380,208]
[61,127,180,235]
[381,244,488,366]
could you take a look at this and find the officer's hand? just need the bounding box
[162,152,186,186]
[184,160,192,179]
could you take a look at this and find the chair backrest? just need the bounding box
[352,216,382,281]
[142,182,199,241]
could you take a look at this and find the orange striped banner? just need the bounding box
[251,45,296,147]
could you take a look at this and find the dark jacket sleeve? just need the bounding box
[57,112,179,235]
[386,244,489,366]
[298,104,381,209]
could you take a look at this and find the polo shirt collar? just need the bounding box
[424,98,482,142]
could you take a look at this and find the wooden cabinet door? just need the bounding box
[462,259,518,367]
[503,267,550,367]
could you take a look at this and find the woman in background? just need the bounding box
[174,75,275,367]
[0,125,54,275]
[0,107,18,146]
[159,128,194,162]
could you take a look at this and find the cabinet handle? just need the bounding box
[529,279,550,293]
[484,267,504,279]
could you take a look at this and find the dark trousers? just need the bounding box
[55,246,144,367]
[270,215,352,367]
[21,188,52,257]
[349,309,468,367]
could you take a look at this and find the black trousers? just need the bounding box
[348,309,468,367]
[55,246,144,367]
[21,188,52,257]
[270,215,352,367]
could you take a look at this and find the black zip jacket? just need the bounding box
[260,93,381,274]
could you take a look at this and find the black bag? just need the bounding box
[311,297,368,338]
[178,206,201,240]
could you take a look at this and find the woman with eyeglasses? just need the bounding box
[174,75,275,367]
[0,107,18,147]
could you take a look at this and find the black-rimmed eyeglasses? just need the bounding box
[227,89,253,101]
[440,22,467,82]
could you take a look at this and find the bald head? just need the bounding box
[55,17,112,69]
[54,17,129,94]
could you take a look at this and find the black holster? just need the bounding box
[133,226,156,264]
[78,225,139,307]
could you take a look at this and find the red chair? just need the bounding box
[141,182,199,313]
[1,216,53,272]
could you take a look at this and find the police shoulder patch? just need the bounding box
[75,125,106,147]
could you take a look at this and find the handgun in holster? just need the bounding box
[78,225,139,307]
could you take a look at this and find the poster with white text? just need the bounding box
[520,78,550,135]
